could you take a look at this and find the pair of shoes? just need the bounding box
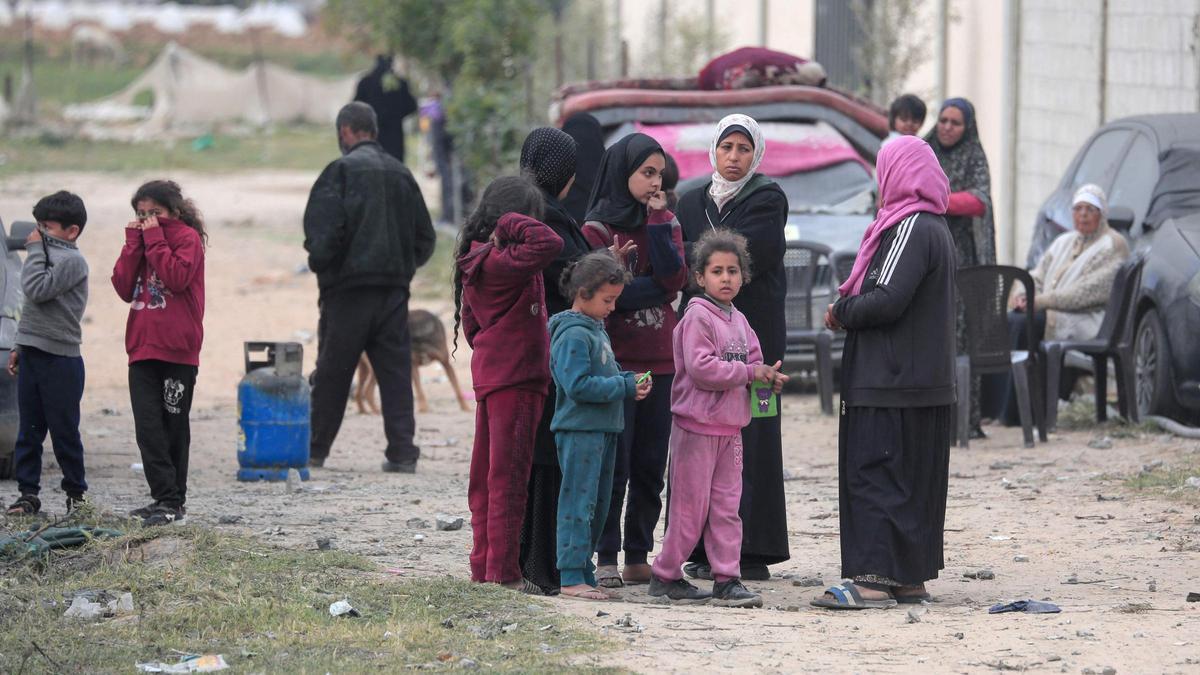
[381,460,417,474]
[6,494,41,515]
[648,575,711,604]
[66,494,86,513]
[682,562,712,580]
[141,503,186,526]
[596,564,623,588]
[711,578,763,608]
[308,456,325,468]
[129,501,161,519]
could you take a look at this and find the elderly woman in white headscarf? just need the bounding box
[676,114,792,580]
[982,183,1131,424]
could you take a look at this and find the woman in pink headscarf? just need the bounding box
[813,135,957,610]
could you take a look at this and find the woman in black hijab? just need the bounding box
[676,114,790,581]
[581,132,688,588]
[516,127,590,595]
[561,113,606,223]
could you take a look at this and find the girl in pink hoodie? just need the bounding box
[648,229,787,607]
[453,176,564,588]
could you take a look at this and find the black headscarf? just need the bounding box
[520,127,577,198]
[561,113,605,222]
[584,132,663,231]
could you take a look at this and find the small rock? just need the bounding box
[989,461,1014,471]
[1143,460,1164,472]
[1148,579,1156,593]
[1088,436,1113,450]
[406,517,430,529]
[1066,574,1079,584]
[286,468,303,493]
[953,632,964,640]
[413,534,426,542]
[329,600,360,618]
[1000,478,1014,490]
[217,515,242,525]
[1101,668,1116,675]
[1184,476,1200,489]
[383,631,394,639]
[100,407,120,416]
[963,569,995,580]
[792,576,823,587]
[905,606,927,623]
[785,605,800,612]
[1076,629,1095,638]
[596,610,610,617]
[316,537,334,551]
[1187,592,1200,602]
[318,515,337,524]
[436,514,464,531]
[1013,555,1029,563]
[441,618,455,628]
[459,657,478,669]
[501,623,517,633]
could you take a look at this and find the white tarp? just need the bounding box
[64,42,358,137]
[0,1,309,38]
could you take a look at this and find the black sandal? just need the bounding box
[6,494,41,515]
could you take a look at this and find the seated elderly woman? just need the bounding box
[981,184,1130,425]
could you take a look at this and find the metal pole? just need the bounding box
[707,0,716,56]
[1001,0,1022,266]
[1099,0,1109,124]
[936,0,948,103]
[759,0,769,46]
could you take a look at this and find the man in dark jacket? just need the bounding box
[304,101,436,473]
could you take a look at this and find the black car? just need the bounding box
[1027,113,1200,420]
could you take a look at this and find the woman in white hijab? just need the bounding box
[676,114,792,580]
[982,183,1131,424]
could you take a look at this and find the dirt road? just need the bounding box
[2,172,1197,673]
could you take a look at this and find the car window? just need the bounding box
[1109,133,1158,233]
[1071,129,1131,189]
[774,161,875,214]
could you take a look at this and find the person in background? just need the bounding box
[516,126,590,595]
[112,180,206,526]
[548,252,646,601]
[420,91,463,225]
[561,113,606,224]
[815,135,955,610]
[354,54,417,162]
[885,94,927,141]
[676,114,790,581]
[581,133,687,589]
[5,191,89,516]
[982,184,1130,425]
[304,102,436,473]
[454,176,563,589]
[925,97,996,439]
[661,152,681,212]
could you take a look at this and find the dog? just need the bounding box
[354,309,471,415]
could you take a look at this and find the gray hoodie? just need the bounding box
[15,234,89,357]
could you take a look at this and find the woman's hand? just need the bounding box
[646,190,668,213]
[824,304,842,330]
[6,350,18,377]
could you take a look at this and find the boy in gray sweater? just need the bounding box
[5,191,90,515]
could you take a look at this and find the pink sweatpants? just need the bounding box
[651,422,744,583]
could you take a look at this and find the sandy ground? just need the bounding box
[2,171,1199,674]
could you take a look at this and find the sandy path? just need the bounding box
[2,172,1198,674]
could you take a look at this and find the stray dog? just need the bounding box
[354,309,471,415]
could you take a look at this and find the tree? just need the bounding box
[324,0,544,181]
[850,0,929,106]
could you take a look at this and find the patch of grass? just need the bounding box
[1054,395,1157,437]
[0,127,336,177]
[1121,459,1200,504]
[0,515,611,673]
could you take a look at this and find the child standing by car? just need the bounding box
[649,229,786,607]
[548,251,649,600]
[455,176,563,588]
[5,191,90,516]
[111,180,206,526]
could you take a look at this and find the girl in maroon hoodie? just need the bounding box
[111,180,206,527]
[454,176,564,587]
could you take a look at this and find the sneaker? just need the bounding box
[141,504,185,526]
[129,501,160,519]
[381,460,417,474]
[683,562,712,580]
[66,494,86,513]
[711,578,763,608]
[648,575,711,604]
[6,494,41,515]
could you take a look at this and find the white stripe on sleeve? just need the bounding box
[880,216,916,286]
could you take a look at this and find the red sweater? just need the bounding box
[111,219,206,366]
[459,213,563,399]
[582,209,687,374]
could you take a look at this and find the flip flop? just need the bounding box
[596,565,624,588]
[810,582,898,610]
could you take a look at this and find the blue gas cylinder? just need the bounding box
[237,341,310,481]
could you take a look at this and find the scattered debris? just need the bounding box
[63,591,135,620]
[952,632,964,640]
[136,654,229,673]
[989,461,1014,471]
[1143,460,1164,472]
[963,569,995,580]
[435,514,464,531]
[100,407,120,416]
[1000,478,1014,490]
[329,600,360,618]
[1074,514,1115,521]
[1186,592,1199,602]
[459,658,478,670]
[613,613,644,633]
[1080,667,1116,675]
[1148,579,1156,593]
[905,606,927,623]
[217,515,242,525]
[792,576,823,587]
[988,535,1012,541]
[1088,436,1113,450]
[285,469,303,493]
[988,599,1061,614]
[1095,493,1122,501]
[1013,555,1029,563]
[1185,476,1200,489]
[595,610,610,618]
[1076,629,1095,638]
[785,605,801,612]
[316,537,334,551]
[406,517,429,529]
[413,534,426,542]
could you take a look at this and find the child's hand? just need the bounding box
[635,376,652,400]
[609,238,637,265]
[26,227,41,245]
[141,215,160,230]
[646,191,668,212]
[752,363,777,383]
[6,350,17,377]
[126,219,143,231]
[771,369,790,393]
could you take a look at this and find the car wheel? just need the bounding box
[1134,308,1175,418]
